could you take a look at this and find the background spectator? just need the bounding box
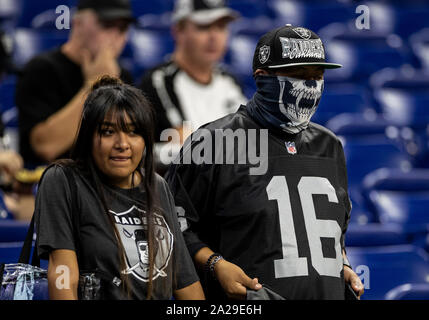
[140,0,247,144]
[16,0,134,168]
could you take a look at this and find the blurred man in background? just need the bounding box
[16,0,134,168]
[140,0,247,149]
[0,30,31,220]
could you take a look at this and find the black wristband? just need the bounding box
[205,253,219,273]
[209,255,224,279]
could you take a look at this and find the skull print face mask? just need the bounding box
[247,75,324,134]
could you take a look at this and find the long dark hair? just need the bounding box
[68,75,157,299]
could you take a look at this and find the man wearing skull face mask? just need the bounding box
[165,25,364,300]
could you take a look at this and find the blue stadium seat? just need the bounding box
[319,3,429,42]
[348,202,376,226]
[0,242,48,270]
[362,168,429,235]
[225,33,258,78]
[327,117,413,187]
[0,76,18,139]
[16,0,77,29]
[228,0,274,19]
[326,113,416,224]
[326,113,419,159]
[0,0,20,19]
[0,241,23,264]
[311,83,375,126]
[346,67,429,166]
[12,28,69,68]
[343,138,411,195]
[410,28,429,71]
[268,0,353,33]
[0,191,13,220]
[0,220,30,242]
[371,68,429,127]
[130,0,173,16]
[317,20,414,81]
[347,245,429,300]
[345,223,410,247]
[324,37,410,82]
[385,283,429,300]
[0,0,21,29]
[133,0,173,30]
[394,6,429,40]
[128,28,174,80]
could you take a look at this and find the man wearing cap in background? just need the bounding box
[165,25,365,300]
[140,0,247,158]
[16,0,134,167]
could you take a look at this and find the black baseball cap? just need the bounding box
[77,0,134,21]
[253,24,342,73]
[172,0,240,25]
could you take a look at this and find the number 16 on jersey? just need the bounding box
[267,176,343,279]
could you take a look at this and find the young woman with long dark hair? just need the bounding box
[35,76,204,300]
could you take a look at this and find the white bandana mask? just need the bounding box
[247,75,324,134]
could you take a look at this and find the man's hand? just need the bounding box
[0,151,23,178]
[81,46,120,85]
[344,265,364,299]
[214,259,262,300]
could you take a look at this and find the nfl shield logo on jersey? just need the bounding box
[285,141,297,155]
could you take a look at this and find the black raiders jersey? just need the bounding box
[166,105,352,300]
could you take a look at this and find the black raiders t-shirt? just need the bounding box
[166,106,352,300]
[35,165,199,300]
[16,48,133,167]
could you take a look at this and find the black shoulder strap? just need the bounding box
[18,164,56,266]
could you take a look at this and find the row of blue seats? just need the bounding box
[326,113,429,225]
[347,244,429,300]
[2,21,427,93]
[1,0,429,40]
[4,24,429,83]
